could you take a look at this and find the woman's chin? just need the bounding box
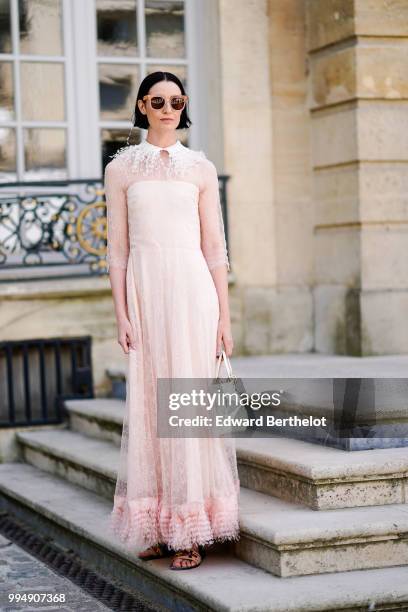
[157,121,176,130]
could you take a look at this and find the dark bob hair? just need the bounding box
[134,71,192,130]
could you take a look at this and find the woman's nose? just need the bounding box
[163,100,173,112]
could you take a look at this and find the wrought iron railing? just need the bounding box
[0,176,230,282]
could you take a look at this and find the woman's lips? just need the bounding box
[160,118,173,122]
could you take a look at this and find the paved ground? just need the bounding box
[0,534,110,612]
[0,534,163,612]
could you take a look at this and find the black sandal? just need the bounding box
[169,545,206,570]
[138,543,172,560]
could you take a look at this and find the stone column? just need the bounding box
[307,0,408,354]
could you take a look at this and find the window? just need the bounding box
[0,0,68,182]
[0,0,203,184]
[97,0,190,169]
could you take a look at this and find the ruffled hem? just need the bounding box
[109,483,241,552]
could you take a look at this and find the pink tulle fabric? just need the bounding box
[104,139,240,552]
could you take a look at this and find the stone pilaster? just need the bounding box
[307,0,408,354]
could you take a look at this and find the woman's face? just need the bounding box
[138,80,184,133]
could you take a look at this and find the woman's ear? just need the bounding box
[137,99,146,115]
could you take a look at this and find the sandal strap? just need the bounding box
[174,548,200,557]
[172,548,202,566]
[149,545,162,553]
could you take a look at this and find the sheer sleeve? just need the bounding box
[198,159,230,272]
[104,159,129,271]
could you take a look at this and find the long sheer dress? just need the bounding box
[104,138,240,553]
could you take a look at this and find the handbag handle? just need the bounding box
[215,349,234,380]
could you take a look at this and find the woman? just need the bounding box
[104,71,240,570]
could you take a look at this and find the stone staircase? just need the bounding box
[0,396,407,610]
[106,362,408,452]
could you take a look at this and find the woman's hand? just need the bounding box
[117,315,137,354]
[216,316,233,357]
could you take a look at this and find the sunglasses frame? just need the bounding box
[142,94,188,111]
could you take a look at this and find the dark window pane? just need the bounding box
[19,0,63,55]
[0,0,12,53]
[0,61,14,120]
[0,127,16,181]
[99,63,139,121]
[145,1,184,59]
[101,127,141,170]
[24,128,67,180]
[96,0,138,57]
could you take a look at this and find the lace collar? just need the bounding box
[141,139,182,153]
[110,138,206,178]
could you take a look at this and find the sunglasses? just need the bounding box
[142,94,188,111]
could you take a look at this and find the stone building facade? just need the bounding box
[1,0,407,396]
[223,0,408,358]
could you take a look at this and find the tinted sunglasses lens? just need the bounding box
[150,96,165,109]
[171,97,185,110]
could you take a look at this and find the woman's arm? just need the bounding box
[198,160,233,357]
[210,266,233,357]
[104,160,136,354]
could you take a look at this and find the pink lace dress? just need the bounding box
[104,138,240,552]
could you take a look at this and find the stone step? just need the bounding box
[16,428,117,500]
[104,360,408,451]
[15,428,408,578]
[237,436,408,510]
[243,378,408,451]
[237,487,408,577]
[105,366,126,399]
[65,398,123,446]
[0,462,407,612]
[64,398,408,510]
